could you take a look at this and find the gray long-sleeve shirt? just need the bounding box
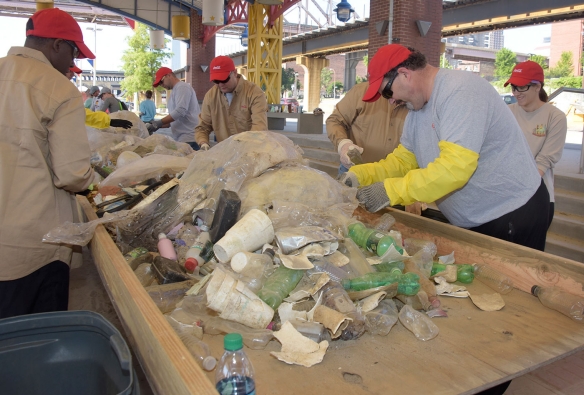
[168,81,200,143]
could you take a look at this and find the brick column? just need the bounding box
[369,0,442,67]
[188,10,215,100]
[296,56,329,112]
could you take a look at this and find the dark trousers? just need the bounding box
[0,260,70,319]
[187,141,200,150]
[470,180,550,252]
[548,202,555,230]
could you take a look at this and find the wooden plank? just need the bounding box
[356,207,584,296]
[79,197,584,395]
[77,196,217,395]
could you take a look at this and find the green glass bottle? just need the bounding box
[348,222,404,256]
[341,269,402,291]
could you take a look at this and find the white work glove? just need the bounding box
[199,143,210,151]
[338,139,364,168]
[337,171,359,188]
[356,182,391,212]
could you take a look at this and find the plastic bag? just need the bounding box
[238,163,357,215]
[100,154,192,187]
[118,134,193,158]
[86,128,143,167]
[108,110,150,138]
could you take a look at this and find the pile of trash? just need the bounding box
[43,131,516,371]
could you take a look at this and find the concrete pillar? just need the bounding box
[236,66,248,79]
[296,56,329,112]
[187,10,215,101]
[344,50,366,91]
[369,0,442,66]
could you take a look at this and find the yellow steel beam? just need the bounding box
[247,3,283,105]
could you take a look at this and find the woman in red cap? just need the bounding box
[505,60,567,228]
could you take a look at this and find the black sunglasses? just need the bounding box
[63,40,79,59]
[212,74,231,85]
[381,73,398,100]
[510,84,531,92]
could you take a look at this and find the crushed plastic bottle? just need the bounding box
[398,304,439,341]
[231,251,275,293]
[257,266,305,310]
[307,257,349,283]
[347,147,364,165]
[473,263,514,294]
[365,299,399,336]
[204,316,274,350]
[531,286,584,322]
[338,238,374,278]
[397,272,421,296]
[320,281,366,340]
[403,238,437,258]
[456,264,474,284]
[348,222,404,256]
[374,261,405,273]
[166,316,217,371]
[215,333,256,395]
[134,263,156,287]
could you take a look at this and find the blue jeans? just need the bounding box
[187,141,200,150]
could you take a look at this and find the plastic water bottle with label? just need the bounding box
[216,333,256,395]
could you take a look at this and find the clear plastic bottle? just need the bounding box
[320,281,366,340]
[215,333,256,395]
[531,286,584,322]
[307,257,349,283]
[398,304,440,341]
[257,266,305,310]
[374,261,405,273]
[403,238,437,258]
[338,238,374,278]
[184,225,212,273]
[204,316,274,350]
[365,299,399,336]
[348,222,404,256]
[165,316,217,371]
[134,263,156,287]
[473,263,514,294]
[157,233,177,261]
[231,251,274,293]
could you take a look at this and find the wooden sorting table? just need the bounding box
[78,196,584,395]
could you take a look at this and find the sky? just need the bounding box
[0,13,552,71]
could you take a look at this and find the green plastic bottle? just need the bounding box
[431,262,475,283]
[456,264,475,284]
[374,261,405,273]
[257,266,304,310]
[348,222,404,256]
[397,272,420,296]
[341,269,402,291]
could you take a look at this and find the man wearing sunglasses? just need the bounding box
[151,67,201,149]
[339,44,549,256]
[194,56,268,150]
[0,8,99,319]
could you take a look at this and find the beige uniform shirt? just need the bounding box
[0,47,94,280]
[195,75,268,145]
[326,82,408,163]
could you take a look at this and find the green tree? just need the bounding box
[549,51,574,78]
[281,68,298,96]
[494,48,517,81]
[363,55,368,67]
[439,54,453,69]
[121,23,172,101]
[529,54,548,70]
[321,68,333,96]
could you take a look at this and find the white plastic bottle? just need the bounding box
[184,225,211,273]
[157,233,177,261]
[215,333,256,395]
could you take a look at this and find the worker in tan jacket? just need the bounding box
[195,56,268,150]
[327,81,408,174]
[0,8,97,319]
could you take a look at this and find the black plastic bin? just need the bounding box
[0,310,139,395]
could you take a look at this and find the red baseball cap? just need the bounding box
[70,65,82,74]
[362,44,412,102]
[153,67,172,87]
[504,60,544,87]
[26,8,95,59]
[210,56,235,81]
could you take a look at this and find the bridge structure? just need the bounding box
[4,0,584,110]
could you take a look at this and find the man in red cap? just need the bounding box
[194,56,268,150]
[340,44,549,255]
[0,8,98,319]
[149,66,200,148]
